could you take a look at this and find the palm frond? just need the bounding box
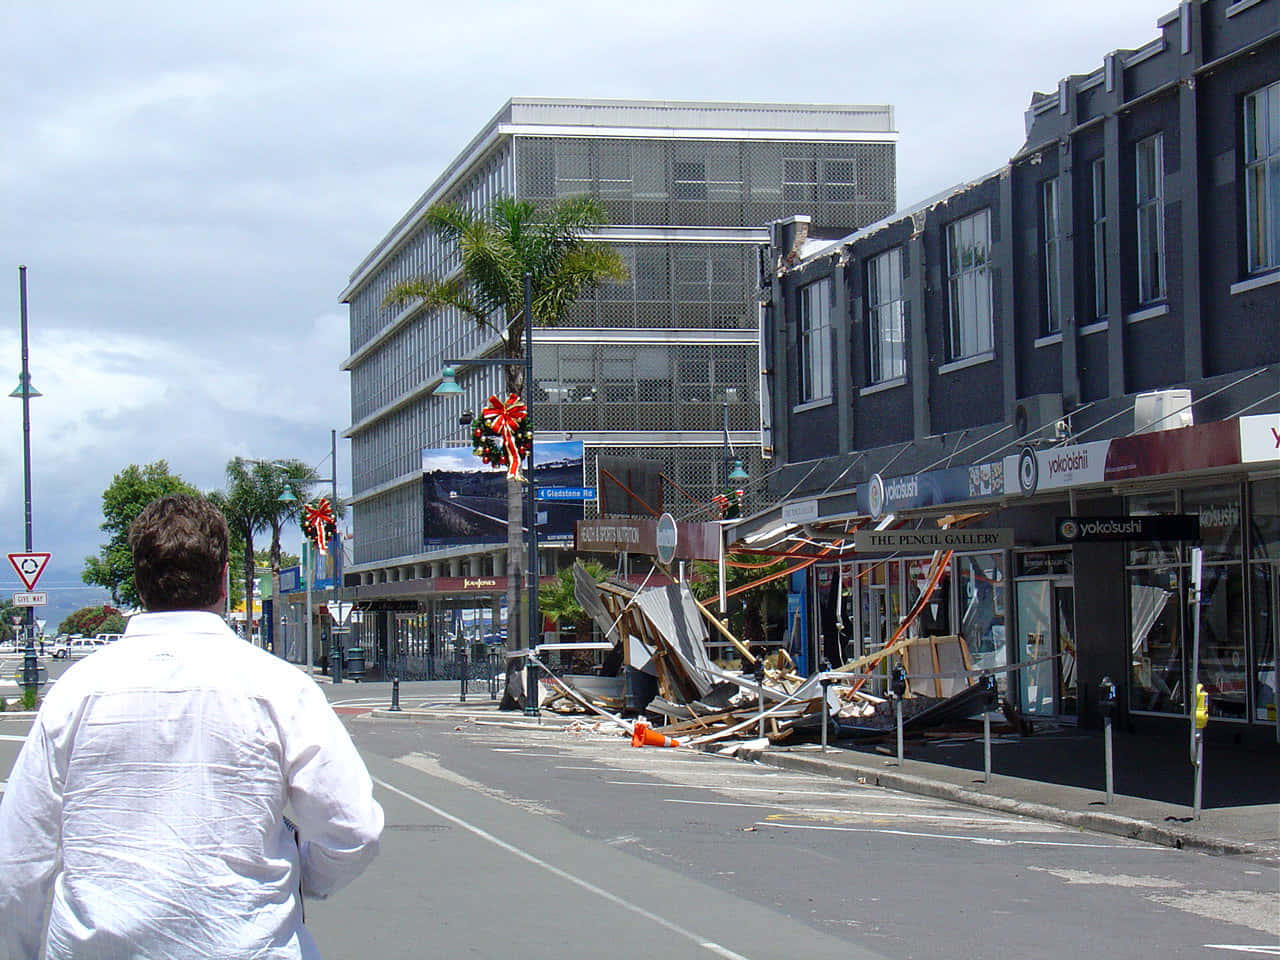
[535,245,629,325]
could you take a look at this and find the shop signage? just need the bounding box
[782,499,819,524]
[575,517,719,561]
[1003,440,1110,495]
[853,528,1014,551]
[1239,413,1280,464]
[1055,515,1200,542]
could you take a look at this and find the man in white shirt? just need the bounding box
[0,494,384,959]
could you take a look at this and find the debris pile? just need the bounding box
[539,562,1004,749]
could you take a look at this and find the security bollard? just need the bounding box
[390,676,402,712]
[754,657,766,740]
[819,659,832,753]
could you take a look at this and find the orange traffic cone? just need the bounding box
[630,721,680,748]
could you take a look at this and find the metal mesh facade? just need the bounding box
[348,146,512,354]
[566,242,759,329]
[346,106,896,572]
[515,137,895,230]
[530,341,758,433]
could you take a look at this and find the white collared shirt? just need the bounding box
[0,611,383,960]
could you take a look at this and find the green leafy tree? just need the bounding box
[82,461,199,608]
[384,195,626,710]
[0,600,19,642]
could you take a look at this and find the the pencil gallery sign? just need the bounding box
[852,528,1015,551]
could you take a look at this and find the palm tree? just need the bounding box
[385,195,626,710]
[540,561,611,675]
[223,458,320,634]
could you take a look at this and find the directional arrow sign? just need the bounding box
[8,553,51,591]
[328,601,354,625]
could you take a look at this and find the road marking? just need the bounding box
[662,798,1016,824]
[0,735,28,742]
[373,777,758,960]
[605,780,930,803]
[1204,947,1280,955]
[756,820,1154,849]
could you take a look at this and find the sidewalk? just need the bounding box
[370,694,1279,863]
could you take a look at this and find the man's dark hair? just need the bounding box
[129,494,229,611]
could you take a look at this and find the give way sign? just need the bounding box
[327,601,354,625]
[8,552,51,591]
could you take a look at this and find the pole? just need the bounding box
[896,698,904,766]
[18,267,33,555]
[983,710,992,783]
[523,271,540,718]
[329,429,343,683]
[17,267,37,688]
[1104,714,1115,804]
[304,541,313,677]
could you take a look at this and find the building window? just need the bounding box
[673,161,707,201]
[798,278,833,403]
[1041,178,1062,334]
[1244,80,1280,273]
[866,247,906,383]
[783,158,819,202]
[1091,158,1108,319]
[1136,134,1166,304]
[945,209,993,360]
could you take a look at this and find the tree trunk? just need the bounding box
[242,528,256,640]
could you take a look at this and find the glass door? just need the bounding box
[1253,561,1278,724]
[1016,578,1077,717]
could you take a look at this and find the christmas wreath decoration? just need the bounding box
[712,488,745,520]
[471,393,532,479]
[302,497,339,554]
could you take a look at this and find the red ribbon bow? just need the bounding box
[482,393,529,479]
[303,497,336,554]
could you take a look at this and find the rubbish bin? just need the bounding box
[343,647,365,682]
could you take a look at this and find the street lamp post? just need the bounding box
[434,272,540,716]
[11,266,42,690]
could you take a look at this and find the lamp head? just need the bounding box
[434,366,464,395]
[728,459,749,482]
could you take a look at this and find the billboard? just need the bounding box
[423,441,585,548]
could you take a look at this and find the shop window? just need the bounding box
[1129,564,1185,714]
[957,553,1007,675]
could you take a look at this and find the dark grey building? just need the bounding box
[742,0,1279,740]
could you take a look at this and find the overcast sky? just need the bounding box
[2,0,1170,623]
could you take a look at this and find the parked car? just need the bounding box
[51,635,102,659]
[95,633,123,644]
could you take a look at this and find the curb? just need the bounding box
[715,745,1269,859]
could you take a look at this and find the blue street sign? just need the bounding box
[535,486,597,501]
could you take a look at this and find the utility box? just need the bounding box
[1133,389,1193,434]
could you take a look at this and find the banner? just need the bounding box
[422,441,584,547]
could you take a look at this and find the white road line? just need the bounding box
[756,821,1155,849]
[605,780,930,802]
[373,777,757,960]
[0,735,28,742]
[555,766,603,771]
[1204,947,1280,955]
[662,798,1017,824]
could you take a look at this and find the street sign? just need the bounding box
[13,592,47,606]
[535,486,597,501]
[349,609,364,625]
[8,552,51,590]
[328,601,354,625]
[656,512,678,565]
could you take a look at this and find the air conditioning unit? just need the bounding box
[1133,389,1194,434]
[1013,394,1064,440]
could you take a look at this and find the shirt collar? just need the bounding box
[123,610,233,638]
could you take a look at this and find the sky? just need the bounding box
[2,0,1171,626]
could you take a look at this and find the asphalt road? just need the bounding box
[2,675,1277,959]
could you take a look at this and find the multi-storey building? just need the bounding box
[340,99,897,669]
[741,0,1279,742]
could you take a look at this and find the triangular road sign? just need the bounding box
[8,552,51,591]
[328,601,354,625]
